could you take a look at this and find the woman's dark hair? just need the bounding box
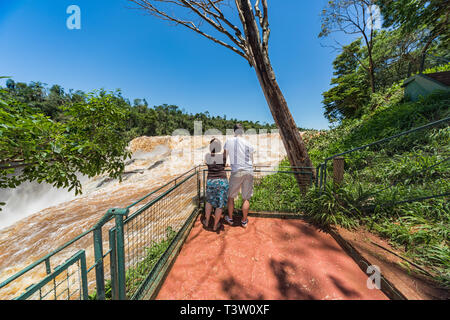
[210,138,222,154]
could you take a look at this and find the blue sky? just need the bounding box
[0,0,356,130]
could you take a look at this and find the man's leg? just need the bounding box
[226,172,240,225]
[227,197,234,220]
[242,199,250,224]
[240,173,254,227]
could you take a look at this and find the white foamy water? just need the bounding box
[0,133,288,299]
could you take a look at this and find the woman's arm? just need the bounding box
[223,150,227,166]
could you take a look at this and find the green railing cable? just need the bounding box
[318,117,450,192]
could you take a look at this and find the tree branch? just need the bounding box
[254,0,270,52]
[129,0,251,62]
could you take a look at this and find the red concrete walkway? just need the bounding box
[156,216,388,300]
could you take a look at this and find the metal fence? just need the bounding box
[121,169,199,299]
[201,166,314,214]
[2,119,447,300]
[0,167,201,300]
[1,163,314,300]
[315,117,450,210]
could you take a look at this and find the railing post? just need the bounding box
[109,228,118,300]
[197,167,201,209]
[333,157,345,186]
[315,165,320,188]
[93,226,106,300]
[111,208,129,300]
[202,169,206,210]
[79,251,89,300]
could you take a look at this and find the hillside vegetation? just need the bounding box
[249,85,450,287]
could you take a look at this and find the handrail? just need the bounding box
[201,168,313,175]
[125,171,198,223]
[317,117,450,190]
[0,226,95,289]
[0,166,200,298]
[0,167,200,292]
[125,166,200,209]
[324,117,450,162]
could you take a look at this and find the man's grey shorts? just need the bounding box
[228,170,254,200]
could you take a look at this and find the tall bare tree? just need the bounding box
[128,0,314,187]
[319,0,379,93]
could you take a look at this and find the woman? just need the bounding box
[203,138,229,232]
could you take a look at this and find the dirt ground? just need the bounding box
[333,226,449,300]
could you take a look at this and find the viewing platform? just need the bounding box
[156,215,387,300]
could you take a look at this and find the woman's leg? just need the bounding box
[212,208,223,231]
[204,202,213,227]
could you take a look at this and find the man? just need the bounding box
[224,123,255,228]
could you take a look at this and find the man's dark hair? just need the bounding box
[234,123,244,135]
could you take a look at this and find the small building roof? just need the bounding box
[426,71,450,86]
[403,71,450,87]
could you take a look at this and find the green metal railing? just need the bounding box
[0,167,202,300]
[315,117,450,208]
[1,163,315,300]
[15,250,89,300]
[202,166,314,214]
[3,119,447,300]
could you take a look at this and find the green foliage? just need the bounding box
[124,103,278,141]
[311,91,450,164]
[250,87,450,286]
[423,62,450,75]
[237,161,305,212]
[321,0,449,122]
[0,87,131,196]
[377,0,449,43]
[3,80,279,141]
[322,39,371,122]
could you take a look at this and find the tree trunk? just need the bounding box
[368,57,376,93]
[237,0,314,189]
[419,37,435,73]
[253,60,315,188]
[362,33,376,93]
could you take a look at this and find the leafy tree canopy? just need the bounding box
[0,87,131,198]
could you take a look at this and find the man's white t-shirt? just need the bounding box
[224,136,255,172]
